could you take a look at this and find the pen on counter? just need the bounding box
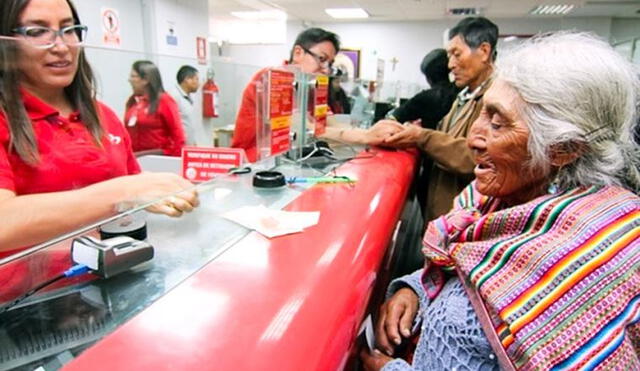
[287,176,356,184]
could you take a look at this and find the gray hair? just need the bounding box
[496,31,640,193]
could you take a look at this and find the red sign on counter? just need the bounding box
[182,147,244,182]
[313,75,329,136]
[269,70,294,156]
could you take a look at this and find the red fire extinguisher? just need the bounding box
[202,69,219,118]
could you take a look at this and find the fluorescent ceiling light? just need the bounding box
[231,10,287,20]
[530,4,574,15]
[325,8,369,19]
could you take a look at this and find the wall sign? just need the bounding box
[313,75,329,136]
[101,7,121,47]
[268,70,294,156]
[197,37,207,65]
[182,147,245,182]
[166,21,178,46]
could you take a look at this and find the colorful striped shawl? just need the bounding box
[422,182,640,370]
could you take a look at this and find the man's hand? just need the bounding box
[383,120,424,149]
[375,287,419,356]
[364,120,404,146]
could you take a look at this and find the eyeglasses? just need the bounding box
[12,24,88,49]
[302,46,333,69]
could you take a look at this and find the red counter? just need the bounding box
[64,148,417,371]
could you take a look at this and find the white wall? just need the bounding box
[214,20,305,68]
[610,18,640,43]
[315,16,618,88]
[74,0,147,117]
[73,0,212,144]
[207,20,306,129]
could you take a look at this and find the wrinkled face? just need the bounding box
[128,69,147,96]
[467,79,548,204]
[16,0,80,94]
[447,35,489,90]
[291,40,337,75]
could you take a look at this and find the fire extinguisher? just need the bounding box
[202,68,219,118]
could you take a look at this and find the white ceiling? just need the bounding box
[208,0,640,22]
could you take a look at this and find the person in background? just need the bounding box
[231,27,338,162]
[374,17,498,222]
[125,60,185,156]
[361,31,640,371]
[328,69,350,114]
[170,65,200,146]
[231,27,399,161]
[0,0,198,254]
[382,48,460,217]
[385,48,459,131]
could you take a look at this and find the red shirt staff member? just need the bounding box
[0,0,199,254]
[231,27,405,162]
[125,60,185,157]
[231,28,340,163]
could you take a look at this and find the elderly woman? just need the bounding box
[361,32,640,370]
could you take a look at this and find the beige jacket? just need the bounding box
[417,78,492,222]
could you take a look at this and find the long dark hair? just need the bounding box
[0,0,101,165]
[126,60,165,114]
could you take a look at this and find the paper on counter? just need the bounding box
[221,205,320,238]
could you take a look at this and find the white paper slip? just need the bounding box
[222,205,320,238]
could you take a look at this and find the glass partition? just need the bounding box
[0,157,312,370]
[0,34,369,369]
[210,59,263,146]
[325,75,427,130]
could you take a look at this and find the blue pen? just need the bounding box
[287,176,356,184]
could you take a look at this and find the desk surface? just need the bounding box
[66,148,415,371]
[0,148,417,371]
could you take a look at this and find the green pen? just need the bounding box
[287,176,356,184]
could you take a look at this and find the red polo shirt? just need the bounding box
[231,68,266,163]
[0,90,140,196]
[0,91,141,298]
[124,92,185,156]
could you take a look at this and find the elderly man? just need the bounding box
[377,17,498,222]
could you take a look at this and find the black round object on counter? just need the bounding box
[100,223,148,241]
[253,171,286,189]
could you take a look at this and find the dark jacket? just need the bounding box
[391,81,459,130]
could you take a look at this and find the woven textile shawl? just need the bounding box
[422,182,640,370]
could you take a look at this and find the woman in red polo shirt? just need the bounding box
[124,60,186,156]
[0,0,199,253]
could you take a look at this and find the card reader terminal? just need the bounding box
[71,236,154,278]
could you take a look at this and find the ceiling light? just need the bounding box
[230,10,287,20]
[325,8,369,19]
[530,4,575,15]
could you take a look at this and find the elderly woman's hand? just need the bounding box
[375,287,419,356]
[113,172,200,217]
[360,348,394,371]
[383,120,423,149]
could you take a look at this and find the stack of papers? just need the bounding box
[222,205,320,238]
